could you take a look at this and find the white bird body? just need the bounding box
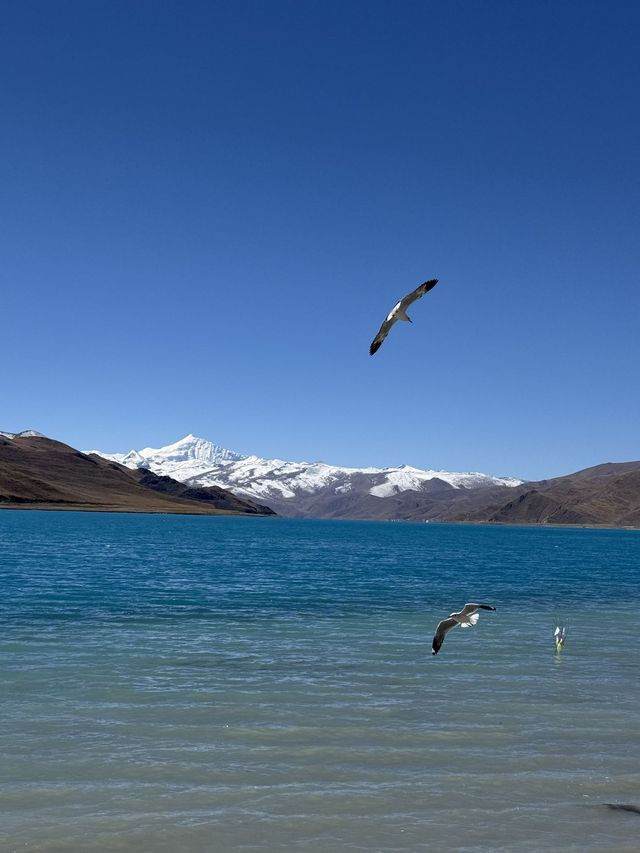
[387,302,410,323]
[455,611,480,628]
[554,625,567,651]
[432,603,496,655]
[369,279,438,355]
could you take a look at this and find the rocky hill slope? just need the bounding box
[449,461,640,527]
[0,433,275,516]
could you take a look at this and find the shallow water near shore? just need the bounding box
[1,511,639,852]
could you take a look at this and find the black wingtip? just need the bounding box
[369,342,380,356]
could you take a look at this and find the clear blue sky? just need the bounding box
[2,1,639,480]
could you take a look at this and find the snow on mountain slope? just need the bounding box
[87,434,245,481]
[367,465,514,496]
[86,434,522,508]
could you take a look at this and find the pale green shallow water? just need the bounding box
[1,512,639,851]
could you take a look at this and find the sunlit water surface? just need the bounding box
[1,512,639,852]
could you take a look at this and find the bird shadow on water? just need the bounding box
[602,803,640,816]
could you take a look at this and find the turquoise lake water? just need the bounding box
[1,511,639,852]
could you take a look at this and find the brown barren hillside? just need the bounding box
[444,461,640,528]
[0,434,275,516]
[298,460,640,528]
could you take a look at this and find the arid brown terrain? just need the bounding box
[0,434,275,516]
[2,433,638,526]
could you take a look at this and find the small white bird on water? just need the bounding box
[369,279,439,355]
[554,625,567,652]
[432,603,496,655]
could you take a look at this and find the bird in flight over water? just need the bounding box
[432,603,496,655]
[369,278,439,355]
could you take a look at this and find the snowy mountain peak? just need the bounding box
[86,434,523,517]
[119,449,149,468]
[0,429,46,439]
[84,435,246,481]
[138,434,245,466]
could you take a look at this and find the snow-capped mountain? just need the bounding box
[0,429,45,439]
[86,434,522,518]
[89,434,244,479]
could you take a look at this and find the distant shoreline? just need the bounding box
[0,502,265,517]
[1,503,637,530]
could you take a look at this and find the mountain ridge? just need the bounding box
[4,431,638,527]
[0,434,275,516]
[88,434,522,514]
[86,434,640,527]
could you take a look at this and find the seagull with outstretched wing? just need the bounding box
[369,278,439,355]
[431,602,496,655]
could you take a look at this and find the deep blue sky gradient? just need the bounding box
[2,1,639,479]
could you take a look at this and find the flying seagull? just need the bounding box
[431,603,496,655]
[369,278,439,355]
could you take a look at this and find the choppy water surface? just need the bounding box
[1,512,639,852]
